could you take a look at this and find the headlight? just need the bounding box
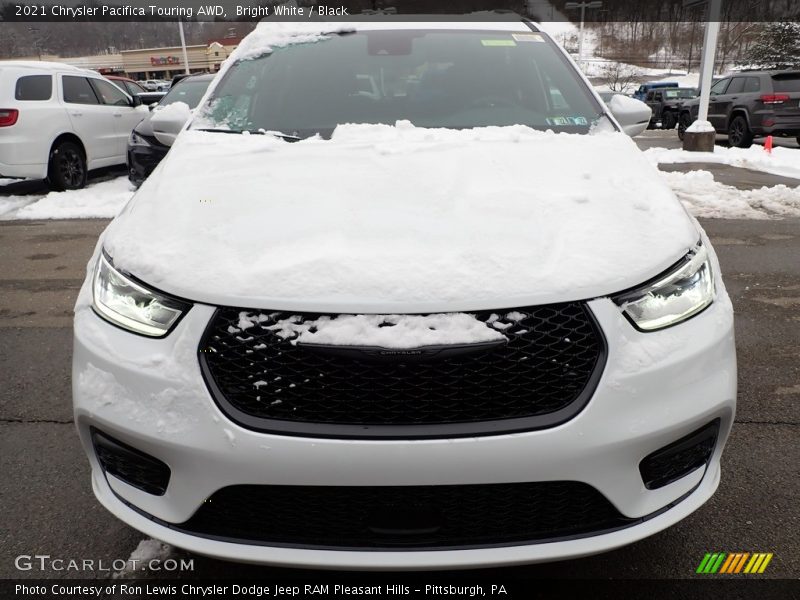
[92,252,190,337]
[129,131,151,147]
[613,243,714,331]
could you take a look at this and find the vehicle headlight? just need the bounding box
[129,131,151,147]
[613,243,714,331]
[92,252,189,337]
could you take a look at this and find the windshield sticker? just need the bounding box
[512,33,545,42]
[481,39,517,47]
[546,116,568,126]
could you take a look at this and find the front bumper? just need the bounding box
[73,282,736,568]
[127,140,168,186]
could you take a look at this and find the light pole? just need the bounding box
[178,19,190,75]
[564,1,602,70]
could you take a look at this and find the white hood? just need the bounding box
[104,123,698,313]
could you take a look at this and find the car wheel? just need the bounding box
[728,115,754,148]
[47,141,87,191]
[677,113,692,141]
[662,112,677,130]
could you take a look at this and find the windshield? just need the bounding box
[664,89,696,99]
[193,29,603,137]
[161,78,211,109]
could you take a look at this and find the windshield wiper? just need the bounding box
[195,128,301,142]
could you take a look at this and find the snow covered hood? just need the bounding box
[103,123,698,312]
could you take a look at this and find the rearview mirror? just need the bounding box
[150,102,192,147]
[605,94,652,138]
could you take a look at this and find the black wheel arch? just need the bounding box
[728,108,752,129]
[49,133,87,163]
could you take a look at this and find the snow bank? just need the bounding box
[659,169,800,219]
[238,312,507,348]
[113,539,174,578]
[103,122,698,311]
[0,177,134,220]
[646,144,800,180]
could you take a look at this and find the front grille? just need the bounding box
[639,420,720,490]
[199,303,606,438]
[177,482,633,549]
[91,429,170,496]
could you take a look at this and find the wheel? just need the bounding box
[677,113,692,141]
[47,141,87,191]
[728,115,754,148]
[662,112,677,130]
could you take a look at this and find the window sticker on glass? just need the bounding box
[567,116,588,125]
[481,39,517,47]
[546,116,568,126]
[512,33,545,42]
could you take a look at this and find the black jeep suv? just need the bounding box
[644,87,698,129]
[678,70,800,147]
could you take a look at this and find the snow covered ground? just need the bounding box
[646,144,800,180]
[660,169,800,219]
[0,176,134,220]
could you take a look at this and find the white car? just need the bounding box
[0,61,147,189]
[73,19,736,569]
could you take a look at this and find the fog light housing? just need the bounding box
[91,428,171,496]
[639,419,720,490]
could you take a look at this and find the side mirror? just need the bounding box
[131,94,142,107]
[150,102,192,147]
[605,94,652,138]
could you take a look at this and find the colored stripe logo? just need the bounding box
[696,552,773,574]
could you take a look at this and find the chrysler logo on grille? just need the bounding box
[297,340,507,362]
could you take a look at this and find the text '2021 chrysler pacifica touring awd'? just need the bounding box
[73,18,736,569]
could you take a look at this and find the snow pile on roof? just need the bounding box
[0,177,134,220]
[231,21,356,61]
[238,311,506,348]
[103,122,698,311]
[659,169,800,219]
[646,144,800,180]
[686,120,715,134]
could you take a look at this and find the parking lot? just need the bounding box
[1,127,799,579]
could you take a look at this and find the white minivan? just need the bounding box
[73,19,736,569]
[0,61,147,190]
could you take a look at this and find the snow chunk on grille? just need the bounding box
[263,313,506,348]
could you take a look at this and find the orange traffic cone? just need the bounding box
[765,135,773,155]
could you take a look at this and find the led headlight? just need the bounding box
[92,253,189,337]
[613,243,714,331]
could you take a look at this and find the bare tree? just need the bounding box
[600,62,642,94]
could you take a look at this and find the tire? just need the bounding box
[677,113,692,141]
[47,141,87,191]
[662,112,677,130]
[728,115,754,148]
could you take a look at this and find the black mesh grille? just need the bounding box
[91,429,170,496]
[178,482,633,548]
[199,304,605,437]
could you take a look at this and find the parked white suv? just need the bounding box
[73,19,736,569]
[0,61,147,190]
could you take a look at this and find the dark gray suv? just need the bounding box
[678,70,800,147]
